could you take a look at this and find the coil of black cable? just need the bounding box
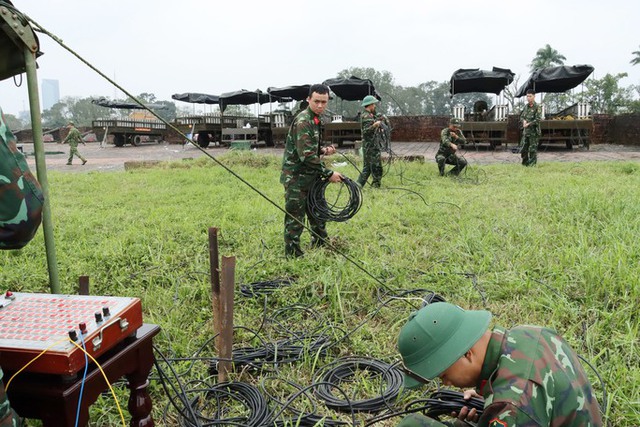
[313,356,403,413]
[405,389,484,420]
[307,176,362,223]
[200,381,272,426]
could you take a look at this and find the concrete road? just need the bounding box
[20,141,640,173]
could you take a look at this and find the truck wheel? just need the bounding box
[113,134,125,147]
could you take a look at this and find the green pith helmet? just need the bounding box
[449,117,462,127]
[397,302,491,389]
[361,95,379,107]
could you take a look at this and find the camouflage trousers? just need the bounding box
[397,413,458,427]
[357,142,382,187]
[435,153,467,176]
[520,134,539,166]
[67,145,86,164]
[283,179,327,257]
[0,368,21,427]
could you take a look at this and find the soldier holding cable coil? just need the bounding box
[357,95,389,188]
[280,84,342,258]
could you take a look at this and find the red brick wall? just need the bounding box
[591,114,612,145]
[609,114,640,146]
[388,115,449,142]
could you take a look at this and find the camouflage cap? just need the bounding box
[67,121,74,126]
[361,95,379,107]
[449,117,462,127]
[397,302,491,389]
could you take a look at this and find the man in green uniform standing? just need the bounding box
[357,95,389,188]
[520,89,542,166]
[0,107,39,426]
[62,121,87,166]
[436,118,467,176]
[396,302,603,427]
[280,84,342,258]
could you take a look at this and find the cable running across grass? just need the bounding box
[22,14,409,297]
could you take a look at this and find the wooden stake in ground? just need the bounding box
[208,227,234,382]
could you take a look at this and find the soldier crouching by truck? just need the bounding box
[436,118,467,177]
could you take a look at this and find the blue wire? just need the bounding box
[75,333,89,427]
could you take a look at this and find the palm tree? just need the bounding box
[530,44,567,71]
[631,45,640,66]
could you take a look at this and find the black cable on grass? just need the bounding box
[454,272,487,307]
[260,377,349,427]
[26,15,401,302]
[199,382,272,427]
[313,356,404,413]
[336,151,362,176]
[240,277,295,297]
[209,334,332,376]
[268,305,326,337]
[153,344,204,427]
[376,287,447,308]
[270,381,358,427]
[404,389,485,422]
[152,290,452,425]
[578,354,608,418]
[307,176,362,223]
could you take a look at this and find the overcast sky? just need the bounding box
[1,0,639,116]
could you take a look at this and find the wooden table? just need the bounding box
[6,323,160,427]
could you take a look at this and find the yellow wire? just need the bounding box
[68,339,127,427]
[4,337,128,427]
[5,336,68,391]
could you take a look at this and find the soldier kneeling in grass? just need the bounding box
[397,302,603,427]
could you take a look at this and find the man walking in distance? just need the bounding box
[62,121,87,166]
[520,89,542,166]
[280,84,342,258]
[357,95,389,188]
[436,118,467,176]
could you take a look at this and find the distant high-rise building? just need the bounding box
[41,79,60,111]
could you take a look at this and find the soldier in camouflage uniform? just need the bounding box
[357,95,389,188]
[62,121,87,165]
[0,108,35,426]
[520,89,542,166]
[1,107,44,250]
[280,84,342,257]
[0,368,21,426]
[436,118,467,176]
[397,302,603,427]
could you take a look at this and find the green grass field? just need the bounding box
[1,152,638,426]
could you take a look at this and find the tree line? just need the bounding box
[3,44,639,130]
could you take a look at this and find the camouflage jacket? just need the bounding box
[0,108,44,249]
[280,107,332,186]
[476,326,602,427]
[63,126,84,147]
[520,102,542,135]
[437,128,466,157]
[360,110,389,145]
